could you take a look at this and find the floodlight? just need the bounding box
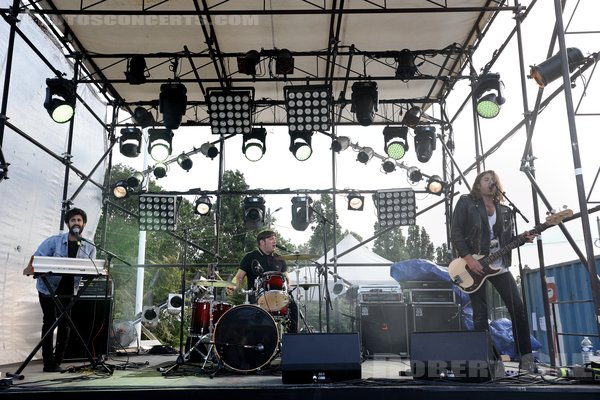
[414,125,437,163]
[381,158,396,173]
[474,73,505,119]
[237,50,261,76]
[373,189,416,227]
[357,147,374,164]
[331,136,350,153]
[44,78,76,123]
[289,131,313,161]
[177,153,193,171]
[138,194,178,231]
[347,192,364,211]
[112,180,129,199]
[243,127,267,161]
[141,306,159,329]
[206,88,254,135]
[351,81,378,126]
[132,106,155,128]
[529,47,584,88]
[403,106,422,128]
[291,196,313,231]
[159,83,187,129]
[119,127,142,158]
[407,166,423,184]
[396,49,417,80]
[200,142,219,159]
[152,162,168,179]
[194,196,212,216]
[147,128,173,162]
[426,175,445,195]
[383,126,409,160]
[244,196,265,230]
[167,293,183,315]
[126,172,144,189]
[276,49,295,75]
[284,85,332,133]
[124,56,147,85]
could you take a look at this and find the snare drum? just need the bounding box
[189,299,231,336]
[255,272,289,316]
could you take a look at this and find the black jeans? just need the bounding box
[38,293,71,365]
[469,271,532,358]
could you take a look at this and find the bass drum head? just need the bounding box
[214,305,279,372]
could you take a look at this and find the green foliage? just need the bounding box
[372,224,408,262]
[306,194,343,256]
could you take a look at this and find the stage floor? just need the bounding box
[1,351,599,400]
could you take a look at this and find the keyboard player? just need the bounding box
[29,207,96,372]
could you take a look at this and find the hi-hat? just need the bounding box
[192,278,235,288]
[276,253,318,261]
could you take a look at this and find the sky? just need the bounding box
[112,1,600,271]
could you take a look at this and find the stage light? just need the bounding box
[132,106,155,128]
[148,128,173,162]
[124,56,147,85]
[529,47,584,88]
[194,196,212,216]
[351,81,378,126]
[289,131,313,161]
[177,153,193,171]
[44,78,76,123]
[403,106,422,128]
[126,172,144,190]
[152,162,168,179]
[407,166,423,184]
[243,127,267,161]
[167,293,183,315]
[347,193,364,211]
[381,158,396,173]
[243,196,265,230]
[206,88,254,135]
[119,127,142,158]
[112,180,129,199]
[357,147,374,164]
[285,85,332,133]
[291,196,313,231]
[331,136,350,153]
[373,189,416,227]
[141,306,159,329]
[138,194,178,231]
[237,50,261,76]
[276,49,295,75]
[383,126,409,160]
[414,125,437,163]
[159,83,187,129]
[426,175,445,195]
[474,73,505,119]
[396,49,417,80]
[200,142,219,159]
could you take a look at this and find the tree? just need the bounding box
[406,225,435,260]
[435,242,450,265]
[372,225,408,262]
[306,194,343,256]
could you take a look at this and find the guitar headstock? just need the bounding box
[545,208,573,226]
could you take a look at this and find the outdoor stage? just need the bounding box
[1,351,598,400]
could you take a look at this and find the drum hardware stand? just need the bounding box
[309,205,335,332]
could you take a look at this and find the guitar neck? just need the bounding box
[482,222,549,266]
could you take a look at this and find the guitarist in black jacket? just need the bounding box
[451,170,537,373]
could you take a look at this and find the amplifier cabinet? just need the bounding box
[404,288,455,304]
[357,303,408,357]
[408,303,462,334]
[64,297,113,360]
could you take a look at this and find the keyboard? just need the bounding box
[26,256,107,276]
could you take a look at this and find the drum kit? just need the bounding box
[184,255,317,373]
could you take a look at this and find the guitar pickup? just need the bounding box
[451,276,462,284]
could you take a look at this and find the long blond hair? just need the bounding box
[469,170,505,203]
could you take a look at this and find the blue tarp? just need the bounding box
[390,258,541,359]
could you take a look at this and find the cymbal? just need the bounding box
[298,282,320,290]
[276,253,319,261]
[192,279,235,288]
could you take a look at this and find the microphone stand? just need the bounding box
[500,189,529,224]
[309,206,334,333]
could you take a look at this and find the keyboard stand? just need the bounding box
[6,273,112,381]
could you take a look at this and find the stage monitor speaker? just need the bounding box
[410,330,503,382]
[358,303,408,356]
[64,297,113,360]
[409,304,462,333]
[281,333,361,384]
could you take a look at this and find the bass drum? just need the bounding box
[213,305,279,372]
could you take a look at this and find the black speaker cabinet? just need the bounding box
[64,297,113,360]
[410,330,503,382]
[358,303,408,356]
[409,303,462,333]
[281,333,361,384]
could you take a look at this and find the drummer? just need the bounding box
[228,230,298,333]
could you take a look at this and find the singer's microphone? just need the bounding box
[252,260,264,275]
[71,226,82,245]
[489,182,497,191]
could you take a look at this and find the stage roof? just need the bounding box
[31,0,513,126]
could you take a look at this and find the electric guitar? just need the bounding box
[448,209,572,294]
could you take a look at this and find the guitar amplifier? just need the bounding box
[357,285,402,303]
[403,288,455,304]
[408,304,462,333]
[357,303,408,357]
